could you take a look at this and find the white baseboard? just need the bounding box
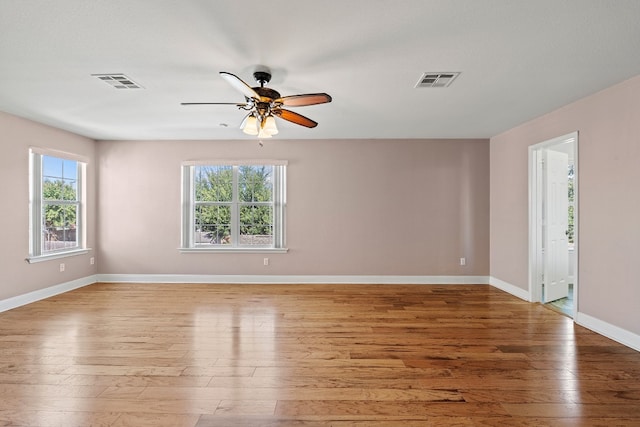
[489,276,639,352]
[0,275,98,313]
[576,312,640,352]
[489,276,531,301]
[96,274,491,285]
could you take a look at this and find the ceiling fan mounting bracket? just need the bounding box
[253,71,272,86]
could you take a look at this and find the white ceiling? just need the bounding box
[1,0,640,141]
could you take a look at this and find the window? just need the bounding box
[28,149,87,261]
[567,162,575,249]
[181,161,286,252]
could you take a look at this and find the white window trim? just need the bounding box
[26,148,89,263]
[178,247,288,254]
[182,159,288,167]
[27,249,91,263]
[180,161,288,253]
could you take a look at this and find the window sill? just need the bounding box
[179,247,288,254]
[26,248,91,264]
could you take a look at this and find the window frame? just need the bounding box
[567,161,575,249]
[27,148,89,263]
[180,160,287,253]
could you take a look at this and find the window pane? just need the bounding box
[43,155,63,179]
[63,179,78,201]
[43,156,77,180]
[43,178,78,202]
[239,205,273,246]
[43,156,78,202]
[194,205,231,245]
[43,204,78,252]
[567,163,575,245]
[195,166,232,202]
[43,203,77,229]
[43,179,62,201]
[239,165,273,202]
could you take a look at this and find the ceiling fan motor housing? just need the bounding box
[253,86,281,100]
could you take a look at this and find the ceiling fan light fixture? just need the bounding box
[257,126,273,138]
[242,114,259,135]
[263,115,279,135]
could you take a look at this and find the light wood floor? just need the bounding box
[0,283,639,426]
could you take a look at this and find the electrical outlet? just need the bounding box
[263,257,269,266]
[90,257,95,265]
[59,263,65,272]
[460,257,466,266]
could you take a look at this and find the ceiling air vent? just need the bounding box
[92,74,142,89]
[415,72,460,88]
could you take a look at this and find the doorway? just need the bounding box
[529,132,578,317]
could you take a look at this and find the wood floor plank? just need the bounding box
[214,399,277,415]
[60,374,213,388]
[137,385,463,402]
[111,413,200,427]
[502,402,640,418]
[274,400,509,417]
[195,415,477,426]
[0,410,122,427]
[0,283,638,425]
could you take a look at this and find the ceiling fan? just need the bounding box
[181,67,332,138]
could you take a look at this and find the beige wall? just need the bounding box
[0,112,97,301]
[490,75,640,335]
[97,138,490,276]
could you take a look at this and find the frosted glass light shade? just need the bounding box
[263,115,279,135]
[257,126,273,138]
[242,115,258,135]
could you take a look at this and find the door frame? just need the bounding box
[528,132,579,315]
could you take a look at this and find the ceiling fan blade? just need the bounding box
[181,102,247,106]
[277,93,332,107]
[274,108,318,128]
[220,71,259,100]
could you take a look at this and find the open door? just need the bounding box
[543,149,569,303]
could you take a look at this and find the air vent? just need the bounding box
[92,74,142,89]
[415,72,460,88]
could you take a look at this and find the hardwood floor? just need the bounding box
[0,283,639,426]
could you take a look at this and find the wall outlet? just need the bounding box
[460,257,466,266]
[263,257,269,266]
[59,263,65,272]
[90,257,95,265]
